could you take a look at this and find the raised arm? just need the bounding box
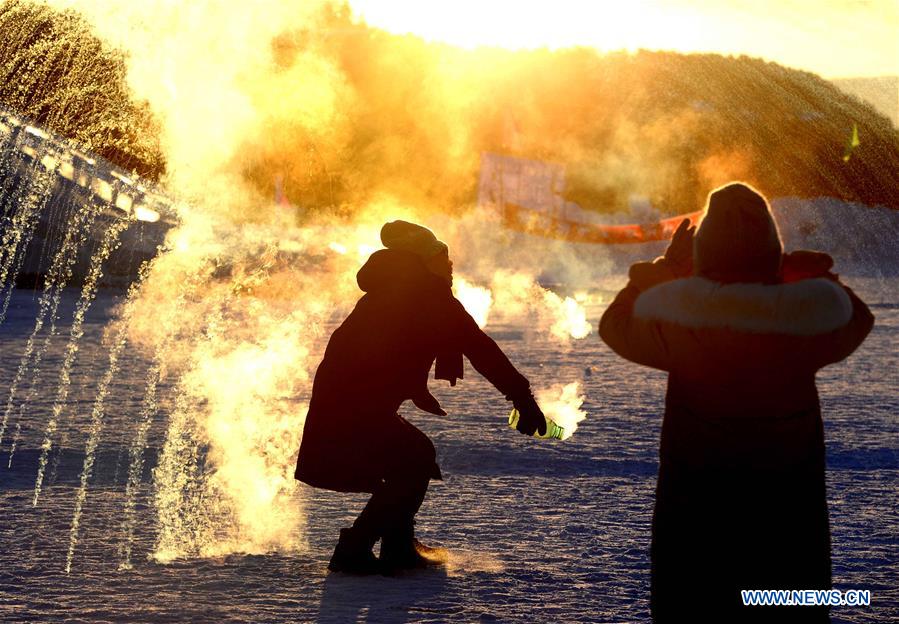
[599,219,695,371]
[780,251,874,370]
[806,282,874,369]
[599,264,675,371]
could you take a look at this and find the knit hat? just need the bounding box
[693,183,783,283]
[380,220,448,258]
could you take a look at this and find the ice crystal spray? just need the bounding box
[508,408,564,440]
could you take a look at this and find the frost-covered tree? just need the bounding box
[0,0,165,180]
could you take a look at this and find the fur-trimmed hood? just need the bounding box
[634,277,853,336]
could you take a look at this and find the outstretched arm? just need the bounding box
[449,299,546,435]
[460,315,530,400]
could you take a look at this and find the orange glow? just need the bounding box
[349,1,702,52]
[349,0,899,78]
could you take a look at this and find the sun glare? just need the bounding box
[348,0,899,78]
[348,1,701,52]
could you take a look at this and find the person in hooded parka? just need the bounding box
[599,183,874,622]
[296,220,548,575]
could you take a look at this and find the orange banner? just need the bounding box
[500,202,703,244]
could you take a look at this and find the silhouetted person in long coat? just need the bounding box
[599,183,873,622]
[296,220,546,574]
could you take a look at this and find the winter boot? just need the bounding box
[379,526,447,574]
[328,528,380,575]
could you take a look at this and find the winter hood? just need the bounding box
[357,248,437,293]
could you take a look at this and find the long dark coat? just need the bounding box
[600,274,873,621]
[295,249,531,493]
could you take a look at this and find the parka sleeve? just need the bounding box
[599,281,672,372]
[805,283,874,370]
[450,299,532,401]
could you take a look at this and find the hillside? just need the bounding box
[247,7,899,215]
[0,1,895,214]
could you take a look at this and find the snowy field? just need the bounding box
[0,274,895,623]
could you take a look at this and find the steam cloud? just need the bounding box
[536,382,587,440]
[41,0,603,562]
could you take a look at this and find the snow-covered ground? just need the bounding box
[0,272,895,623]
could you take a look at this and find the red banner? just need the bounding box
[500,203,703,244]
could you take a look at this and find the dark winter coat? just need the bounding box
[600,274,873,621]
[295,249,531,493]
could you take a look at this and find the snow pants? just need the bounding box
[351,414,441,544]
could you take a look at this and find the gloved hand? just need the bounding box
[627,218,696,292]
[662,218,696,277]
[512,393,547,436]
[781,250,837,283]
